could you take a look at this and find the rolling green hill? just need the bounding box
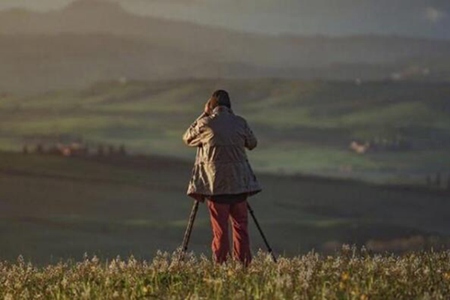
[0,151,449,264]
[0,79,449,183]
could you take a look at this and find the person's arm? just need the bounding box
[183,99,215,147]
[182,112,208,147]
[244,121,258,150]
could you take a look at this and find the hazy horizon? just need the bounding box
[0,0,448,40]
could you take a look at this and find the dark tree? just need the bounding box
[35,143,44,154]
[119,144,127,156]
[97,145,105,156]
[107,145,115,156]
[436,172,442,188]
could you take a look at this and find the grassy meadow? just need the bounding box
[1,249,450,299]
[0,79,449,183]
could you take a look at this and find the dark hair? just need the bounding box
[211,90,231,108]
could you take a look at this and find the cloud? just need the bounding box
[425,7,446,23]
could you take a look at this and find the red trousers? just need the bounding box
[206,199,252,265]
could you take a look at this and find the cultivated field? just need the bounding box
[0,151,449,264]
[0,79,449,183]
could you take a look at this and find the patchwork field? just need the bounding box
[0,79,449,184]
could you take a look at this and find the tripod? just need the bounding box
[180,200,277,263]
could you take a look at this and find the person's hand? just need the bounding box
[204,99,213,115]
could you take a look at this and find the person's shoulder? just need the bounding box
[234,114,248,125]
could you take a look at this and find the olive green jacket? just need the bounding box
[183,106,262,201]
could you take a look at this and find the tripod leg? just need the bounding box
[180,200,200,260]
[247,203,277,263]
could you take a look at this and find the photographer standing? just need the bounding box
[183,90,261,265]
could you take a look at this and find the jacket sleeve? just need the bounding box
[183,113,208,147]
[244,121,258,150]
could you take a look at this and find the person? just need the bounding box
[183,89,261,265]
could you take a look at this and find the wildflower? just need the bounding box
[227,269,234,277]
[443,272,450,280]
[142,286,148,295]
[4,293,13,300]
[341,272,350,281]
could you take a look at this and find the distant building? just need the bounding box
[350,141,370,154]
[47,143,88,157]
[349,138,412,154]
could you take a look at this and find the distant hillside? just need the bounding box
[0,0,449,93]
[0,34,219,93]
[0,79,449,182]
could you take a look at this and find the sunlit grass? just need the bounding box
[253,147,380,174]
[335,101,442,127]
[1,247,450,299]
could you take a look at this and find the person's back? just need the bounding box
[183,93,260,200]
[183,89,261,265]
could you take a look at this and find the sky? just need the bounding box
[0,0,449,39]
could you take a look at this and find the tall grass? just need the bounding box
[1,246,450,299]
